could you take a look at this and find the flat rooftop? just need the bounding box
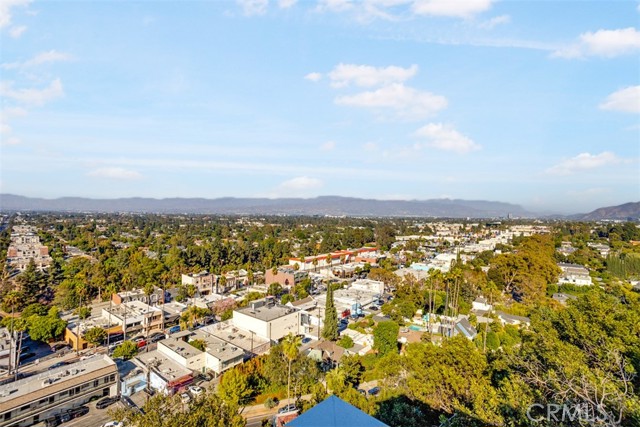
[159,337,202,359]
[135,350,191,382]
[235,302,298,322]
[190,330,244,363]
[200,321,269,353]
[0,354,116,409]
[104,300,162,319]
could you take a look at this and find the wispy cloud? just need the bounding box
[0,0,30,29]
[413,123,480,154]
[304,72,322,82]
[328,63,418,88]
[478,14,510,30]
[335,83,447,120]
[0,78,64,106]
[553,27,640,58]
[278,0,296,9]
[546,152,622,175]
[320,140,336,151]
[411,0,494,18]
[1,50,73,70]
[270,176,324,197]
[8,24,26,38]
[599,86,640,113]
[87,167,143,180]
[237,0,269,16]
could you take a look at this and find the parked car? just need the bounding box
[168,325,181,334]
[18,352,35,362]
[188,385,203,396]
[180,392,191,404]
[301,337,312,344]
[357,389,366,395]
[96,396,119,409]
[50,361,68,369]
[278,403,297,414]
[121,395,137,409]
[149,333,166,343]
[368,387,380,396]
[102,422,123,427]
[134,338,147,348]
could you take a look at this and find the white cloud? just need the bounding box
[237,0,269,16]
[278,0,296,8]
[413,123,480,154]
[9,25,26,38]
[0,78,64,106]
[553,28,640,58]
[320,140,336,151]
[599,86,640,113]
[546,152,621,175]
[272,176,324,197]
[0,0,30,29]
[411,0,493,18]
[305,72,322,82]
[335,83,447,119]
[478,14,510,30]
[87,167,143,180]
[328,63,418,88]
[3,136,21,145]
[362,142,378,152]
[1,50,73,69]
[316,0,354,13]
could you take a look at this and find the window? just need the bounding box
[20,404,31,412]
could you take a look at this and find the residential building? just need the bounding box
[6,225,52,272]
[284,395,389,427]
[200,321,271,357]
[557,263,593,286]
[232,299,300,342]
[101,300,164,338]
[181,271,216,295]
[350,279,385,295]
[288,248,378,271]
[134,350,193,395]
[0,355,118,427]
[111,288,164,305]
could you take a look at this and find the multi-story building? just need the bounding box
[6,225,52,272]
[181,271,216,295]
[0,355,118,427]
[557,263,593,286]
[232,299,300,342]
[265,267,308,287]
[101,300,164,338]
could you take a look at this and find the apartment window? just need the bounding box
[20,404,31,412]
[94,380,99,387]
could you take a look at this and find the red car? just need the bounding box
[135,339,147,348]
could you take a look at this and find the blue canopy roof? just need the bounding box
[285,395,389,427]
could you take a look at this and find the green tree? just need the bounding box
[84,327,107,353]
[373,321,399,357]
[282,333,302,405]
[322,285,338,341]
[189,339,206,352]
[112,340,139,360]
[28,307,67,343]
[217,367,252,406]
[337,335,354,349]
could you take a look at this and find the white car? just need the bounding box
[188,385,203,396]
[180,392,191,404]
[102,422,123,427]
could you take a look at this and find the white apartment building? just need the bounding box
[232,299,300,342]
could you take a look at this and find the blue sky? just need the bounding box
[1,0,638,214]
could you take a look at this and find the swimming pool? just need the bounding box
[408,325,423,332]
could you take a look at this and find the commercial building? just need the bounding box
[265,266,308,287]
[0,355,118,427]
[233,299,300,342]
[101,300,164,338]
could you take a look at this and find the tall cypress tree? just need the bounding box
[322,284,338,341]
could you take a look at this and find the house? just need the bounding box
[134,350,193,395]
[552,293,578,306]
[557,263,592,286]
[0,355,118,427]
[285,395,389,427]
[496,311,530,327]
[471,297,493,314]
[454,317,477,340]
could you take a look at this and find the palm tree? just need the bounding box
[282,333,302,406]
[3,291,25,380]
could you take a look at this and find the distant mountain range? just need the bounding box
[0,194,530,218]
[1,194,637,220]
[573,202,640,221]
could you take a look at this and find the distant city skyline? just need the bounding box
[1,0,638,214]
